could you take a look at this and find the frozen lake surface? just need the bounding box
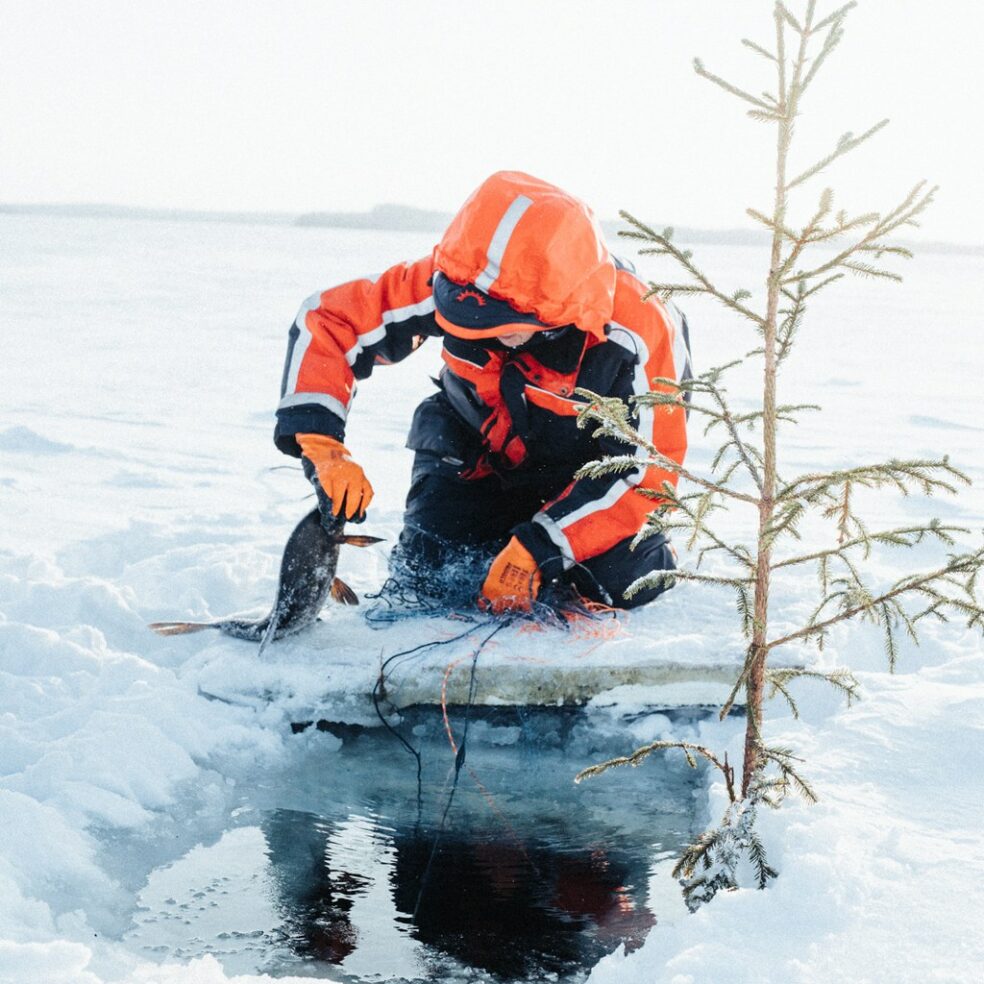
[2,212,983,983]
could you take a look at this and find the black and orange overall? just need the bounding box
[275,172,692,608]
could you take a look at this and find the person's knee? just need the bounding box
[621,540,676,608]
[574,533,676,610]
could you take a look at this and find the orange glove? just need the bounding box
[296,433,374,521]
[479,536,542,614]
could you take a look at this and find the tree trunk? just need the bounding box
[742,12,794,795]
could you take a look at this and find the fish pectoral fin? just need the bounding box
[330,578,360,606]
[333,534,385,547]
[148,621,214,636]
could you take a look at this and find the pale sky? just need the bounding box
[3,1,983,243]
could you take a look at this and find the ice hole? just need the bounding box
[103,706,710,983]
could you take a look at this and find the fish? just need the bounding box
[148,508,382,647]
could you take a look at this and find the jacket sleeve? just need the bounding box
[275,255,438,456]
[513,296,692,577]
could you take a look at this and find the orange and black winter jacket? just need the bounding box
[275,172,691,575]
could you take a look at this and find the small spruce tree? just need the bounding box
[574,0,984,907]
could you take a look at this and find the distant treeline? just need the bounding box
[4,201,980,255]
[296,203,451,232]
[296,203,773,248]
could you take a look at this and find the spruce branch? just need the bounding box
[719,646,759,721]
[881,600,900,668]
[776,2,805,35]
[776,402,822,422]
[782,0,815,119]
[748,208,801,242]
[766,667,860,717]
[575,390,761,505]
[762,499,806,549]
[760,744,818,803]
[704,373,766,492]
[673,796,777,908]
[748,109,787,124]
[660,488,757,570]
[812,2,857,34]
[575,454,642,480]
[693,57,774,112]
[625,568,754,601]
[776,285,807,362]
[775,0,789,110]
[575,740,737,803]
[778,458,969,504]
[799,8,849,96]
[784,272,844,301]
[772,522,966,570]
[772,187,835,279]
[741,37,778,62]
[787,119,890,190]
[632,367,767,492]
[747,829,780,888]
[838,259,903,282]
[767,545,984,654]
[640,283,710,299]
[672,828,725,885]
[619,212,765,326]
[831,478,852,543]
[776,193,882,287]
[785,182,937,286]
[731,584,753,638]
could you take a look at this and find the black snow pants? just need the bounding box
[389,395,676,610]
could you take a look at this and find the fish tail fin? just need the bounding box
[333,534,384,547]
[147,621,215,636]
[330,577,359,605]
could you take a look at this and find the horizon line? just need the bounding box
[3,200,981,256]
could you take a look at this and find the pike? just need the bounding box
[148,508,381,651]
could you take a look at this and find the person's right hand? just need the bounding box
[296,433,374,521]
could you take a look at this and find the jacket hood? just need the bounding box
[433,171,616,340]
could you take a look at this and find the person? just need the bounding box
[274,171,691,614]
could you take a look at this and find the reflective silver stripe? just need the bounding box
[283,293,323,396]
[532,513,577,571]
[607,323,637,355]
[555,475,638,533]
[665,300,692,381]
[277,391,349,420]
[380,296,436,326]
[475,195,534,292]
[613,253,638,275]
[613,321,654,471]
[554,321,651,533]
[343,296,436,366]
[619,267,693,378]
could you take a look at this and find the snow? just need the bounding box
[2,212,983,983]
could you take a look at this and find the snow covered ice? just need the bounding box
[2,212,983,983]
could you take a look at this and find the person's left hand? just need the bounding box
[479,537,542,613]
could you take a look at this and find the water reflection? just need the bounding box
[395,829,655,978]
[263,807,656,980]
[263,811,365,965]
